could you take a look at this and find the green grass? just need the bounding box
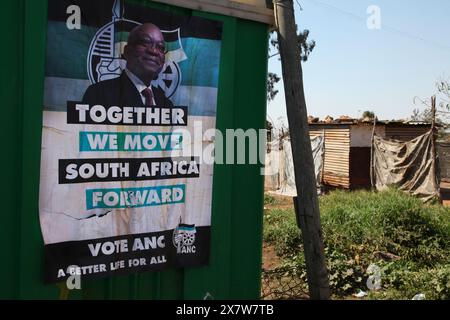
[263,188,450,299]
[264,193,278,206]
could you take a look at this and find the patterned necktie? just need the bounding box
[141,88,154,106]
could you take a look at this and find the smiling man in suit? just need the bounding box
[83,23,173,108]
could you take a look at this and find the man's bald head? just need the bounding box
[124,23,166,86]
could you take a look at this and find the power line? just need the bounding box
[304,0,365,23]
[302,0,450,52]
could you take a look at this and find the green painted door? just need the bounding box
[0,0,268,299]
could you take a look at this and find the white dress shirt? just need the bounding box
[124,69,156,105]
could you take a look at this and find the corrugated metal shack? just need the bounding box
[437,142,450,206]
[308,117,432,190]
[437,142,450,180]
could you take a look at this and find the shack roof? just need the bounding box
[151,0,274,25]
[307,116,435,127]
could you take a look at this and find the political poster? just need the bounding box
[39,0,222,283]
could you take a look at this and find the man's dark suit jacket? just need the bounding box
[82,72,174,108]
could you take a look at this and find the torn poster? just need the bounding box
[39,0,222,283]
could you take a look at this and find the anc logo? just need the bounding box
[87,0,186,98]
[173,223,196,254]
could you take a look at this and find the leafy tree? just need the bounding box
[411,78,450,125]
[269,29,316,62]
[362,110,375,119]
[437,79,450,110]
[410,107,438,123]
[267,72,281,101]
[267,28,316,101]
[411,78,450,140]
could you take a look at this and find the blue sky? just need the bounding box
[267,0,450,127]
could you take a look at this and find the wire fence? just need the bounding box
[260,266,309,300]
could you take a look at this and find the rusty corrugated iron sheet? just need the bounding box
[440,181,450,207]
[384,125,431,142]
[307,120,434,190]
[308,115,435,127]
[310,127,350,189]
[437,142,450,180]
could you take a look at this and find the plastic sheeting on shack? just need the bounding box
[264,135,324,196]
[372,130,439,202]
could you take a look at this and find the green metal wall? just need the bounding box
[0,0,268,299]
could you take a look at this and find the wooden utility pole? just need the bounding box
[370,116,378,188]
[431,96,436,129]
[431,96,440,197]
[273,0,330,299]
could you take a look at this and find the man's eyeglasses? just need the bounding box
[130,37,166,55]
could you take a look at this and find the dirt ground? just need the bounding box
[261,193,311,299]
[262,243,281,270]
[262,193,294,271]
[261,192,373,300]
[264,192,295,210]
